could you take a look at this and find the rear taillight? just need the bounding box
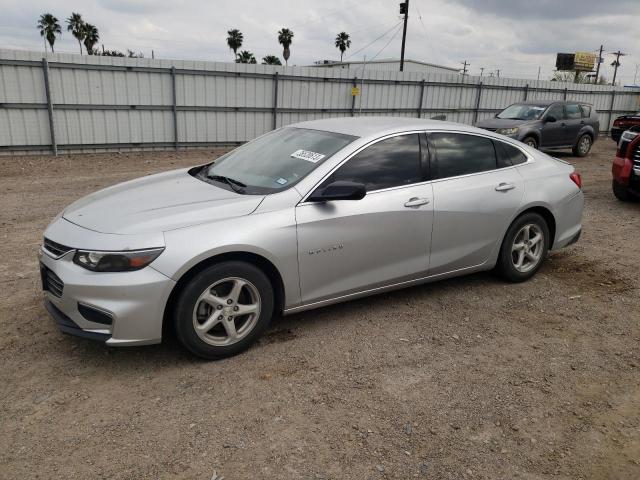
[570,172,582,189]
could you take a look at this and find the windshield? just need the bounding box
[497,104,546,120]
[196,127,357,194]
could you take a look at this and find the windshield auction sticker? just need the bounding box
[290,149,326,163]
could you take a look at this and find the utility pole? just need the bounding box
[610,50,626,86]
[495,69,501,78]
[399,0,409,71]
[537,66,541,82]
[634,64,639,85]
[461,60,469,76]
[594,45,604,84]
[479,67,484,77]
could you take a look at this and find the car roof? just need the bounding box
[290,116,490,138]
[515,100,593,107]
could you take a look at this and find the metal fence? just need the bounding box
[1,49,639,155]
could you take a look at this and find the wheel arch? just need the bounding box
[513,205,557,248]
[162,251,286,338]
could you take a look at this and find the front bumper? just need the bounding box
[39,247,175,346]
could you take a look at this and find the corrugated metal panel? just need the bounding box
[1,48,638,154]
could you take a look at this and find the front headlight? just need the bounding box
[620,129,639,145]
[496,127,519,136]
[73,248,164,272]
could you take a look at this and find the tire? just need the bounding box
[573,134,592,157]
[174,261,274,359]
[496,212,550,282]
[522,136,538,149]
[612,180,632,201]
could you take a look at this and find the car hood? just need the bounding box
[475,118,537,129]
[63,168,264,235]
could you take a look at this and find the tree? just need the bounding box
[334,32,351,62]
[551,71,590,84]
[235,50,256,64]
[66,13,85,54]
[262,55,282,65]
[37,13,61,53]
[226,29,243,59]
[277,28,294,66]
[83,23,99,55]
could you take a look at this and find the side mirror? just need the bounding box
[545,115,557,123]
[308,181,366,202]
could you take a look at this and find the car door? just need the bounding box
[540,103,567,147]
[295,133,433,305]
[427,132,525,276]
[563,103,584,145]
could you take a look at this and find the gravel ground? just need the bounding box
[0,140,638,480]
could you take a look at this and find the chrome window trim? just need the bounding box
[298,128,534,204]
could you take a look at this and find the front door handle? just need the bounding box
[495,182,516,192]
[404,197,430,207]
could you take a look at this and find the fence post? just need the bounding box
[351,77,357,116]
[170,67,178,150]
[417,79,425,118]
[608,89,616,136]
[272,72,279,130]
[523,84,529,101]
[41,58,57,156]
[472,82,483,125]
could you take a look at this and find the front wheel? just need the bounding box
[522,136,538,149]
[573,134,592,157]
[174,261,274,359]
[496,213,549,282]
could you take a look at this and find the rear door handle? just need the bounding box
[404,197,430,207]
[495,182,516,192]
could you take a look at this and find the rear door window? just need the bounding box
[565,104,582,120]
[430,133,497,179]
[580,105,592,118]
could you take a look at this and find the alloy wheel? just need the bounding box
[511,224,544,273]
[192,277,261,346]
[578,136,591,155]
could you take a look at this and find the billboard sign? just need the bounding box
[574,52,596,71]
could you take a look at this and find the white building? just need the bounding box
[310,58,460,75]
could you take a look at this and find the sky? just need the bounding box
[1,0,638,84]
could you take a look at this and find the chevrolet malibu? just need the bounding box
[40,117,584,359]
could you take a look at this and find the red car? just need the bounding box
[612,126,640,200]
[611,112,640,143]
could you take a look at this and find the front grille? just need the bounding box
[40,264,64,297]
[633,145,640,173]
[43,237,73,258]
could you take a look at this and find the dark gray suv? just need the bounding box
[476,101,599,157]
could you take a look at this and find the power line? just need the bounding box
[369,23,404,62]
[344,21,403,60]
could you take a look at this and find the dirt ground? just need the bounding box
[0,139,639,480]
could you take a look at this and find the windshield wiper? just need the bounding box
[206,174,247,193]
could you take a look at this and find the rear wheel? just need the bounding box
[523,136,538,149]
[612,180,632,201]
[174,261,274,359]
[573,134,592,157]
[496,213,549,282]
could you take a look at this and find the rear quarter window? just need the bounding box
[495,141,528,167]
[580,105,592,118]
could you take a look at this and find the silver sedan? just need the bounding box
[40,117,584,358]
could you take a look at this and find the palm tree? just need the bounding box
[334,32,351,62]
[235,50,256,64]
[277,28,294,66]
[226,29,243,59]
[262,55,282,65]
[83,24,99,55]
[66,13,85,54]
[37,14,61,53]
